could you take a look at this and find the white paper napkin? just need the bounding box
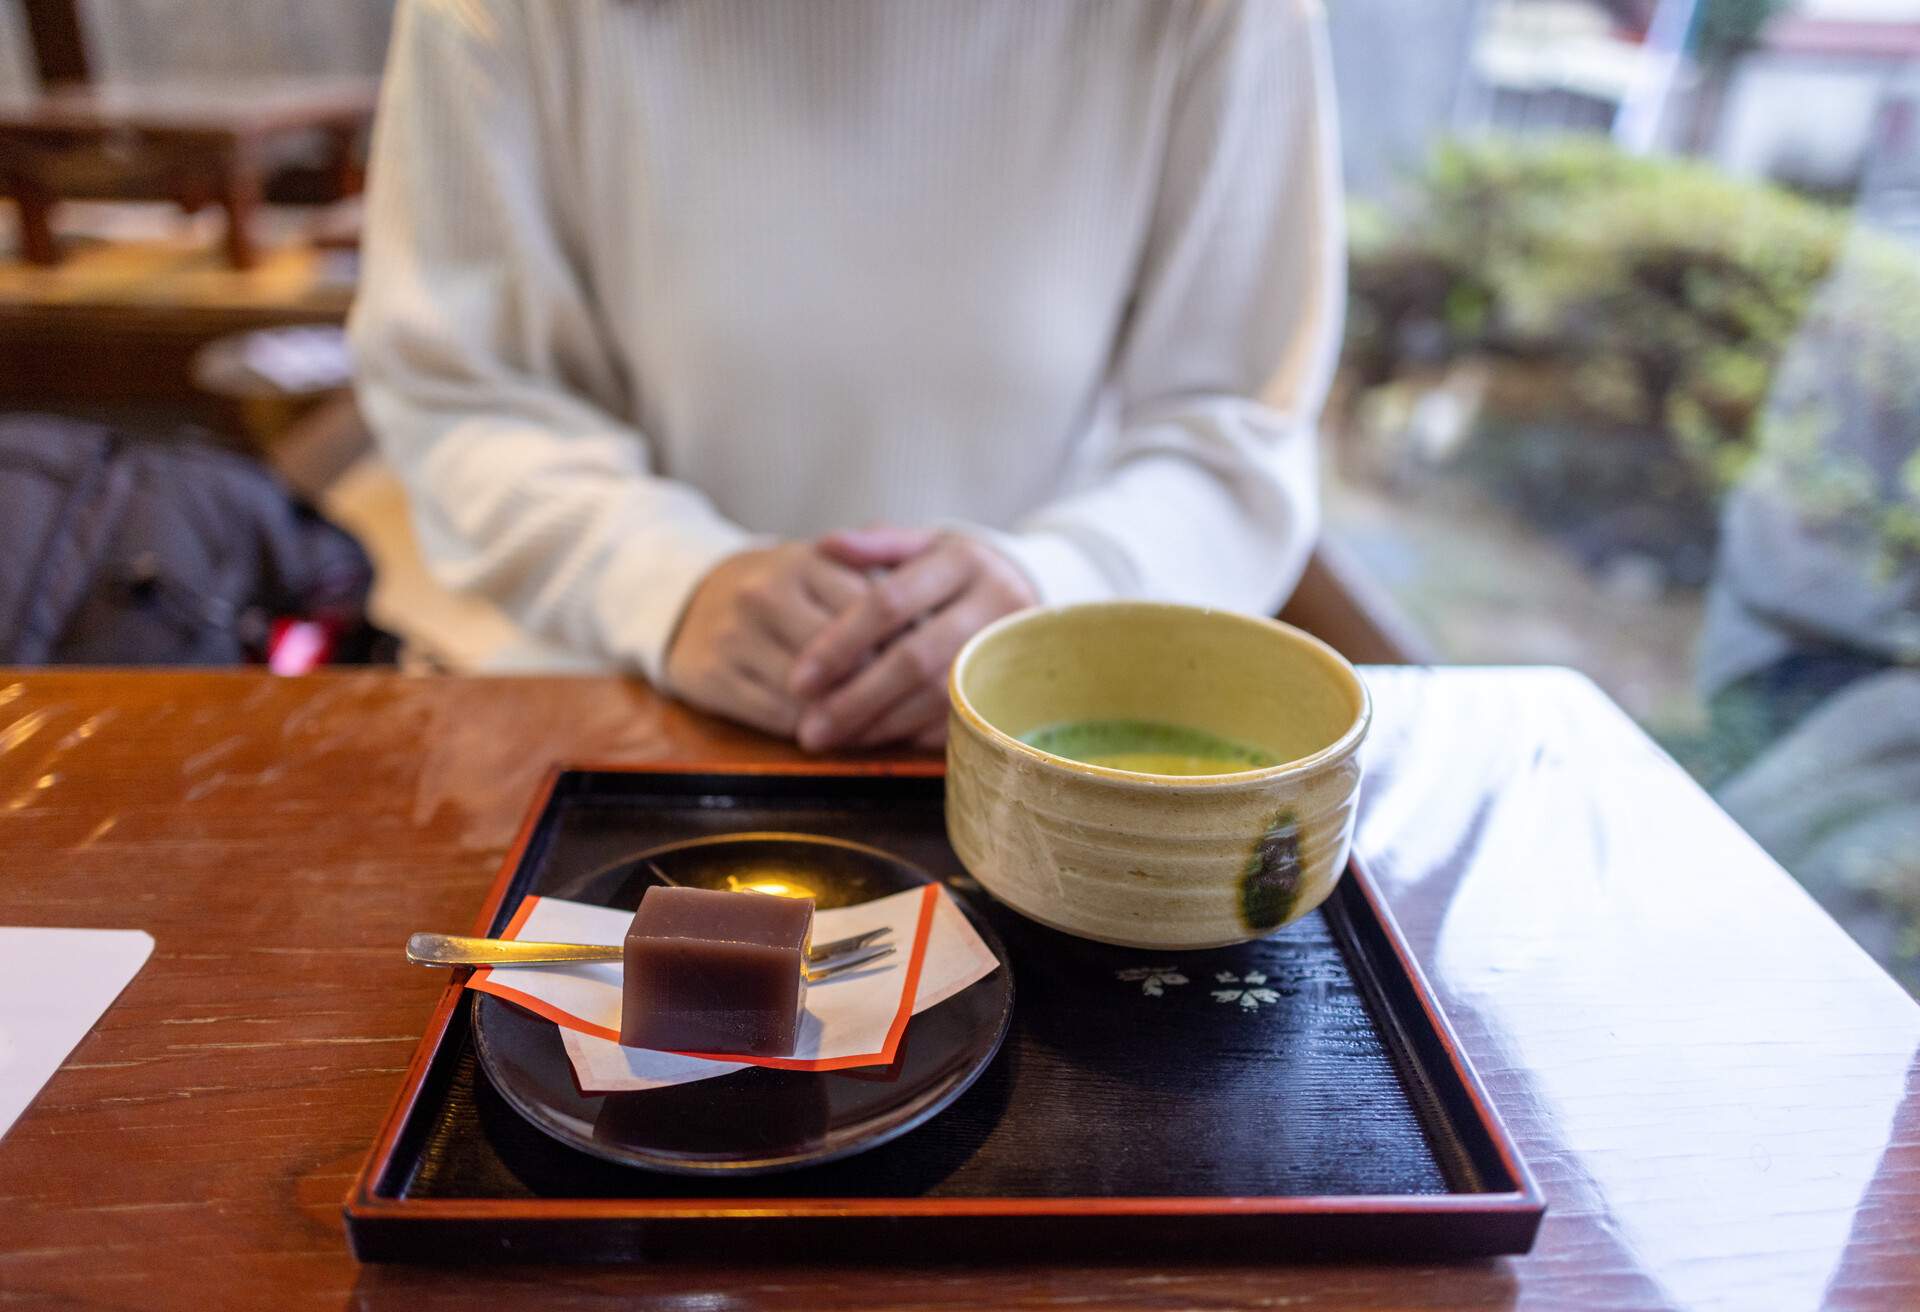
[466,886,999,1093]
[0,928,153,1141]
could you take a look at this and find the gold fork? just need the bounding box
[404,926,894,981]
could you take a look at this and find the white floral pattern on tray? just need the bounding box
[1210,970,1281,1011]
[1114,965,1189,997]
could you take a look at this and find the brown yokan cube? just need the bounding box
[619,886,814,1056]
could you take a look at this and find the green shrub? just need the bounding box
[1347,137,1920,569]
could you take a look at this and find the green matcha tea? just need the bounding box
[1020,719,1281,776]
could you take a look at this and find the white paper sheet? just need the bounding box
[465,887,999,1093]
[0,928,153,1141]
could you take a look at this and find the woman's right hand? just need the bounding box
[663,543,871,737]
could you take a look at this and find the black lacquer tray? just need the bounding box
[346,764,1544,1262]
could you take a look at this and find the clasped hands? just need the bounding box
[663,528,1036,751]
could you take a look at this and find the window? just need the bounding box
[1327,0,1920,993]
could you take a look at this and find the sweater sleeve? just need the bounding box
[347,0,755,683]
[968,0,1343,615]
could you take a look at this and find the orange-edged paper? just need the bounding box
[467,884,940,1073]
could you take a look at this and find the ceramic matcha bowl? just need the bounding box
[946,601,1371,950]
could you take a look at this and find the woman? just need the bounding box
[349,0,1342,751]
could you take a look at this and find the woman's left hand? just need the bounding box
[788,528,1036,752]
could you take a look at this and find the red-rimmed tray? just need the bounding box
[345,764,1544,1262]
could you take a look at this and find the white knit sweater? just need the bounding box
[349,0,1343,681]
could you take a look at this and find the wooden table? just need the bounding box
[0,78,376,269]
[1,668,1915,1310]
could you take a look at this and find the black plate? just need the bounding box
[471,832,1014,1176]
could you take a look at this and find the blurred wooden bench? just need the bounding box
[0,77,375,270]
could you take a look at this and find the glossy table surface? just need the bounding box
[0,668,1914,1311]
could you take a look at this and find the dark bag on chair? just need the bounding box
[0,414,384,666]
